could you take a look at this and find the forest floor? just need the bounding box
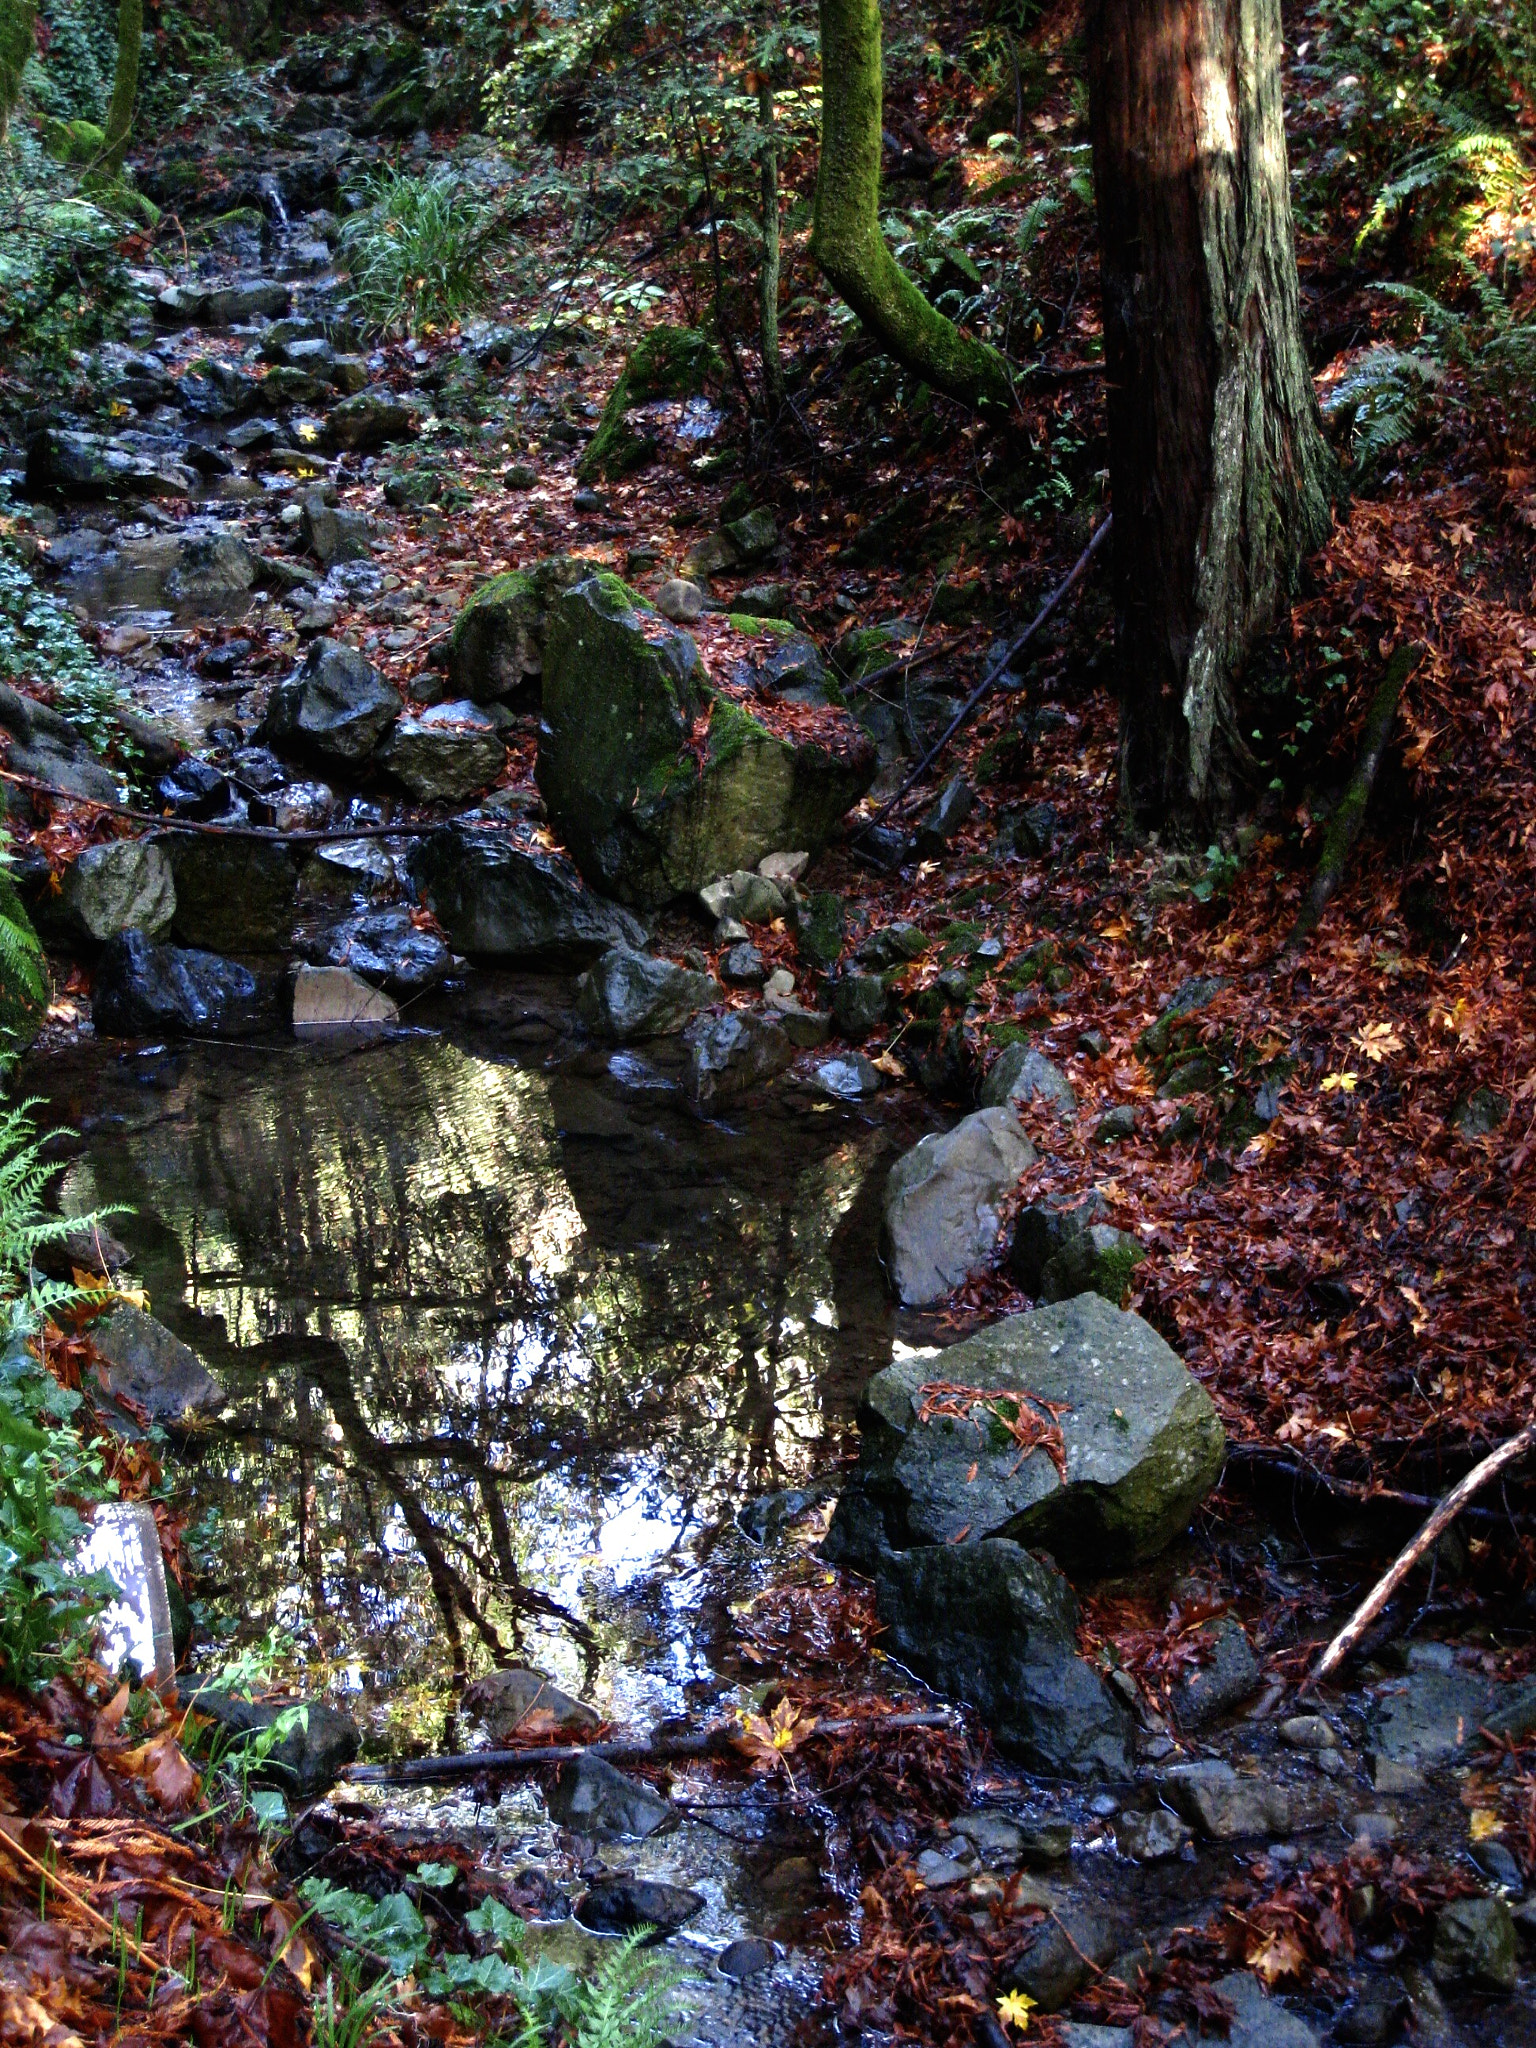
[1,0,1535,2042]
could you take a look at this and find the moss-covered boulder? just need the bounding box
[578,326,726,483]
[447,556,591,703]
[42,118,106,165]
[536,578,876,910]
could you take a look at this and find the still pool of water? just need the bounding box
[31,1015,908,1753]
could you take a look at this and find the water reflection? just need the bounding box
[38,1028,896,1748]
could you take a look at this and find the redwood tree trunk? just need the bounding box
[1088,0,1334,833]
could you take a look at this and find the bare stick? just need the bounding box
[850,513,1112,849]
[0,766,467,843]
[1300,1421,1536,1695]
[341,1708,959,1786]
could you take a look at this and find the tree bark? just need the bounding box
[1087,0,1335,835]
[758,75,786,415]
[101,0,142,176]
[812,0,1014,412]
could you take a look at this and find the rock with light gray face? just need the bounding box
[981,1043,1077,1117]
[92,1303,224,1423]
[882,1106,1036,1305]
[258,639,402,765]
[380,700,508,803]
[62,840,176,942]
[826,1292,1226,1573]
[575,943,720,1042]
[683,1006,795,1111]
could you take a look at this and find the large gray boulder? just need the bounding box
[258,640,402,764]
[62,841,176,942]
[981,1043,1077,1117]
[827,1293,1225,1572]
[876,1539,1130,1779]
[447,556,589,701]
[380,701,508,802]
[536,577,875,909]
[165,835,297,952]
[409,824,644,965]
[92,931,284,1038]
[576,944,720,1042]
[882,1106,1036,1306]
[92,1304,224,1424]
[683,1007,795,1111]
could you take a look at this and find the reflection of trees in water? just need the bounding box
[71,1040,892,1723]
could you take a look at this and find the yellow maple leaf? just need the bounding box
[1469,1808,1505,1842]
[997,1988,1036,2030]
[1247,1927,1308,1985]
[1320,1071,1358,1094]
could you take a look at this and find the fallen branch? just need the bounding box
[0,766,462,842]
[1300,1419,1536,1695]
[342,1708,959,1786]
[850,513,1112,853]
[1285,642,1417,952]
[1221,1442,1536,1532]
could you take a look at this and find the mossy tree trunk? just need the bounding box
[101,0,142,176]
[0,0,35,142]
[812,0,1013,412]
[758,74,786,415]
[1088,0,1336,834]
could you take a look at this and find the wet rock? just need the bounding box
[699,869,786,926]
[914,1848,970,1887]
[193,1691,358,1798]
[462,1667,600,1741]
[1160,1760,1327,1841]
[410,825,645,965]
[881,1106,1036,1306]
[809,1052,882,1100]
[1095,1105,1137,1143]
[1474,1840,1525,1891]
[299,494,373,566]
[981,1044,1077,1117]
[165,835,297,952]
[1367,1668,1495,1767]
[999,1905,1116,2010]
[683,1007,795,1112]
[1009,1193,1144,1305]
[1169,1616,1261,1728]
[292,965,398,1032]
[305,907,451,996]
[325,387,424,451]
[548,1757,673,1840]
[1432,1895,1518,1992]
[25,427,195,499]
[580,325,725,481]
[1400,1964,1468,2048]
[265,781,336,833]
[656,577,704,623]
[1214,1971,1322,2048]
[718,1935,775,1980]
[875,1540,1131,1778]
[204,280,292,325]
[832,971,887,1040]
[949,1811,1026,1862]
[575,943,719,1042]
[62,840,176,942]
[796,890,846,968]
[721,941,766,987]
[1279,1714,1338,1750]
[447,557,588,702]
[914,775,975,857]
[1115,1808,1192,1861]
[91,1303,224,1423]
[537,577,875,909]
[164,527,258,603]
[758,634,828,704]
[259,640,402,764]
[829,1293,1226,1569]
[724,506,777,560]
[156,760,231,820]
[92,931,284,1039]
[574,1874,703,1936]
[769,1001,832,1049]
[381,702,508,803]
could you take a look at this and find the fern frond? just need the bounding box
[1356,99,1531,251]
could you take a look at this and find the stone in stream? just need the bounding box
[881,1106,1036,1306]
[575,943,720,1042]
[874,1539,1131,1779]
[299,492,373,567]
[575,1874,703,1936]
[981,1043,1078,1118]
[192,1690,359,1799]
[809,1052,882,1100]
[163,526,258,604]
[25,427,196,499]
[446,557,590,702]
[1169,1615,1261,1728]
[409,825,645,965]
[831,970,886,1040]
[1365,1666,1497,1768]
[380,701,509,803]
[325,386,425,451]
[548,1756,674,1840]
[825,1293,1226,1572]
[165,835,297,952]
[157,760,231,821]
[92,930,285,1039]
[1157,1759,1335,1841]
[999,1903,1117,2011]
[1431,1896,1519,1992]
[305,907,452,996]
[1115,1807,1193,1861]
[462,1667,600,1742]
[258,639,402,764]
[62,840,176,942]
[718,1936,776,1981]
[292,966,398,1032]
[203,279,293,325]
[536,577,876,909]
[91,1303,224,1424]
[1211,1972,1322,2048]
[683,1006,796,1112]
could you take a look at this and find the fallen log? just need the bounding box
[342,1708,960,1786]
[1300,1419,1536,1695]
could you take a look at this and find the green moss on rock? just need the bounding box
[578,325,726,483]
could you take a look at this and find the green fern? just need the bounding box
[0,823,48,1070]
[557,1928,680,2048]
[1356,96,1530,252]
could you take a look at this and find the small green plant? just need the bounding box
[338,169,501,335]
[558,1926,679,2048]
[1192,844,1242,903]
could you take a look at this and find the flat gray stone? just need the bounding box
[546,1754,673,1839]
[882,1106,1036,1306]
[292,965,398,1031]
[1368,1668,1494,1765]
[91,1304,224,1424]
[1213,1971,1322,2048]
[981,1043,1078,1116]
